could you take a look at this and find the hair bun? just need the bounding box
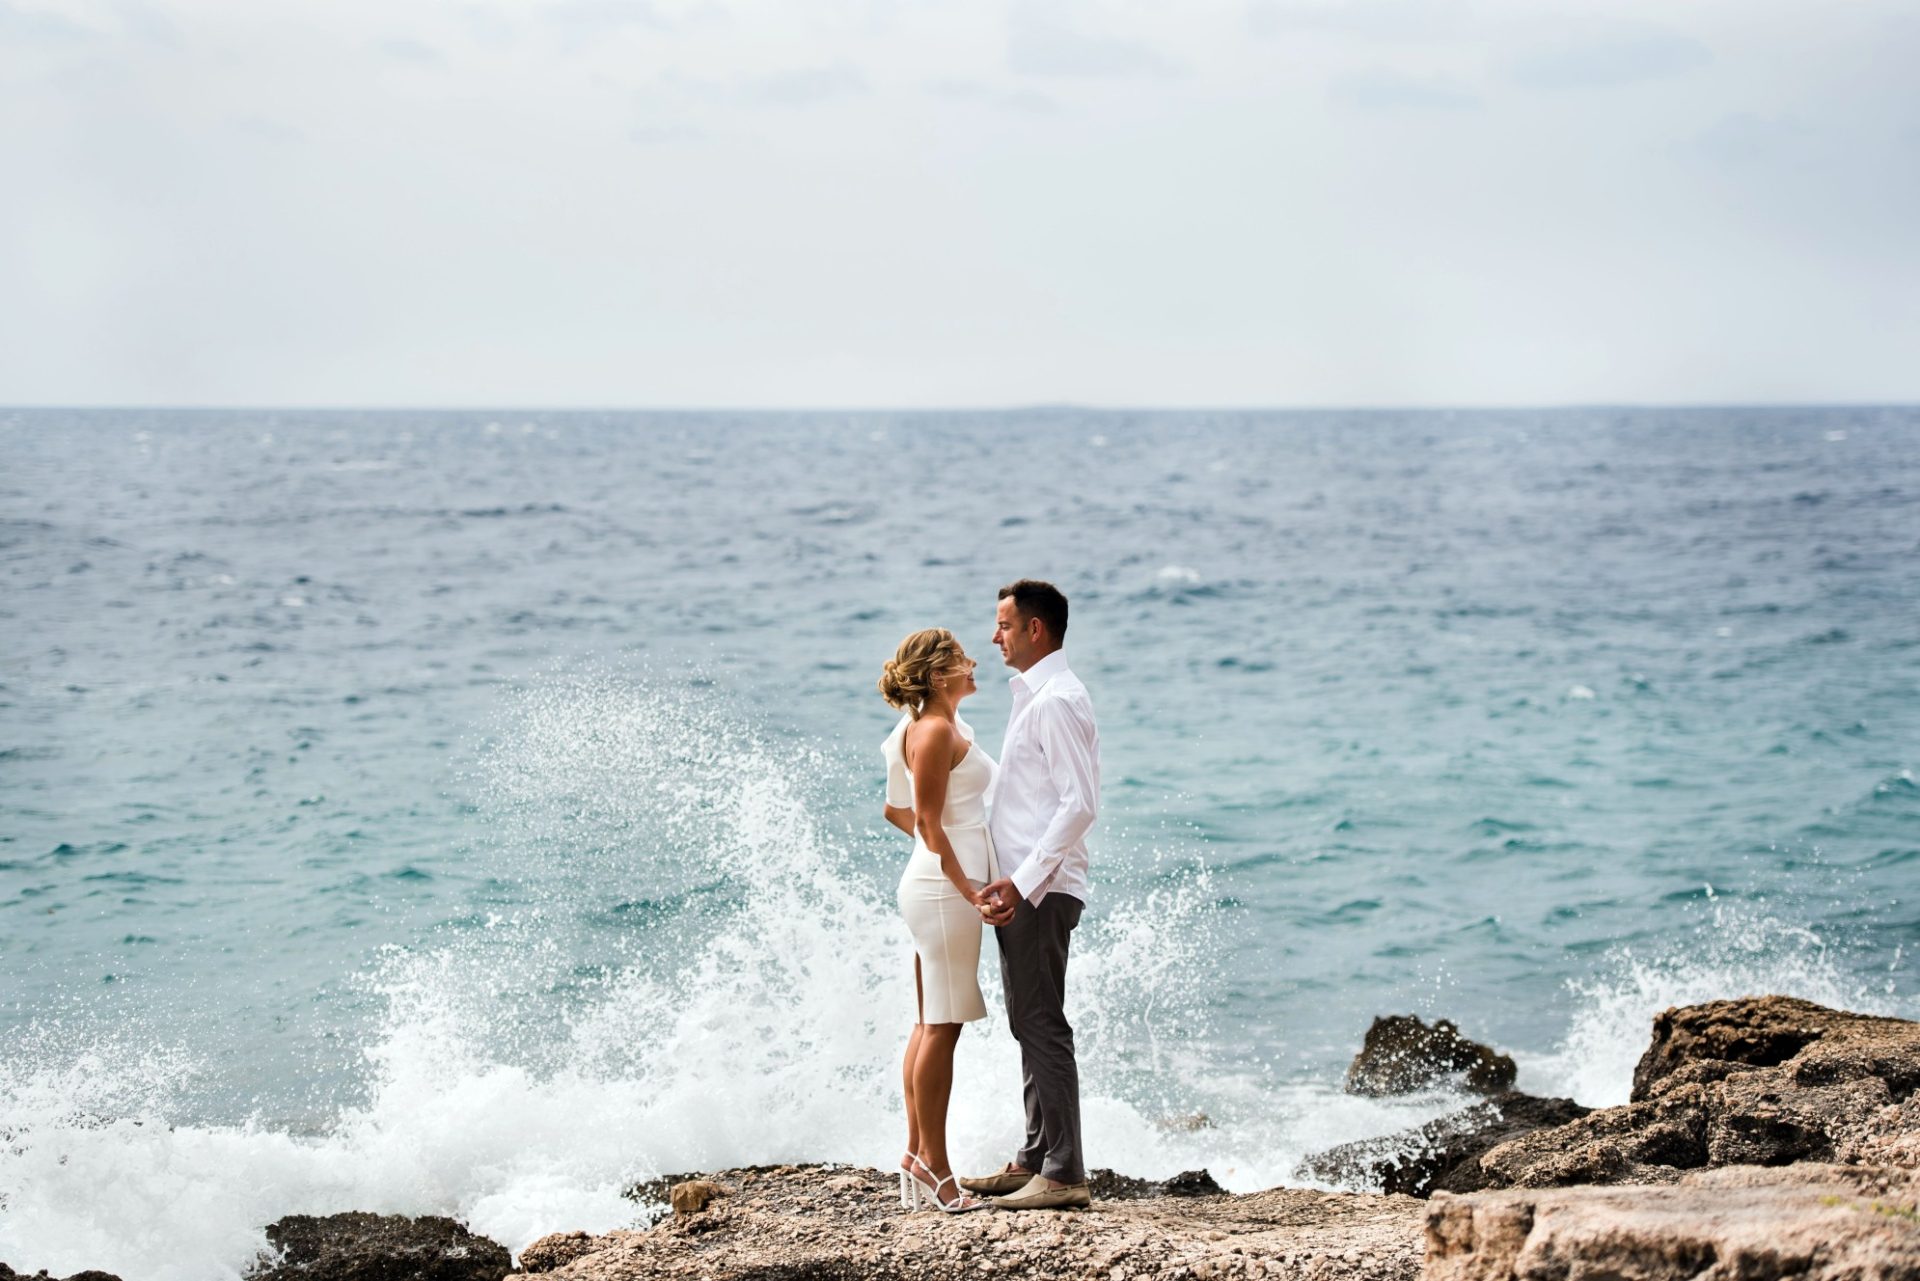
[878,628,963,716]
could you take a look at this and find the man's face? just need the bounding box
[993,596,1035,671]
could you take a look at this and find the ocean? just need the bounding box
[3,406,1917,1278]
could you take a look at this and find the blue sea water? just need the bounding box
[3,406,1919,1277]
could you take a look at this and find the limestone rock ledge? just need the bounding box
[521,1165,1428,1280]
[1475,997,1920,1190]
[1426,1164,1920,1281]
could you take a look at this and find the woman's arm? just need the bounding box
[883,804,915,835]
[906,719,984,906]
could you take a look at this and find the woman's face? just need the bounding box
[940,652,979,701]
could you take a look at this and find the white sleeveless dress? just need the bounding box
[885,713,1000,1025]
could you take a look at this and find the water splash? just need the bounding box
[1529,888,1915,1107]
[0,672,1260,1279]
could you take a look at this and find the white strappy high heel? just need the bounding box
[927,1171,989,1214]
[905,1153,987,1213]
[899,1153,922,1208]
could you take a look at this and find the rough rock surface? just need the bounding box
[520,1164,1427,1280]
[1090,1169,1227,1200]
[1634,995,1920,1105]
[1475,997,1920,1189]
[1426,1163,1920,1280]
[1297,1093,1592,1197]
[0,1266,125,1281]
[1345,1017,1517,1097]
[669,1179,725,1215]
[245,1211,513,1281]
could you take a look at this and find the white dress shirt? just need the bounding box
[986,649,1100,905]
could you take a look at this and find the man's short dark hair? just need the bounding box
[998,579,1068,644]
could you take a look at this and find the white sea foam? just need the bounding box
[1525,891,1915,1107]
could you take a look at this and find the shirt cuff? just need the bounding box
[1010,857,1052,904]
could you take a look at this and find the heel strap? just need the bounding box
[933,1174,979,1209]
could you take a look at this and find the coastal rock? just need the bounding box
[1633,994,1920,1104]
[519,1233,598,1272]
[1425,1163,1920,1280]
[1087,1167,1225,1199]
[521,1163,1426,1280]
[670,1179,725,1216]
[1344,1017,1517,1097]
[1474,997,1920,1190]
[1298,1093,1591,1197]
[246,1212,512,1281]
[0,1266,125,1281]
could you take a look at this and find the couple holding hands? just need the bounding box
[878,579,1100,1214]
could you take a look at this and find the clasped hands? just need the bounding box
[975,878,1018,926]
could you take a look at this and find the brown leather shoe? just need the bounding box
[958,1164,1034,1196]
[989,1175,1092,1210]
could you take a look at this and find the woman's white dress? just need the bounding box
[885,713,1000,1025]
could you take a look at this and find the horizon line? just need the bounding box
[4,399,1918,415]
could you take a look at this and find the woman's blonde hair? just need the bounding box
[878,628,966,717]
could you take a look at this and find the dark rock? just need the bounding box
[1086,1167,1224,1199]
[1633,995,1920,1103]
[0,1268,125,1281]
[519,1231,597,1273]
[1162,1168,1225,1196]
[1297,1092,1591,1196]
[246,1212,512,1281]
[1344,1015,1517,1096]
[1476,997,1920,1190]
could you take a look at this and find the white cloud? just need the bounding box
[1327,68,1478,111]
[1246,0,1469,42]
[747,63,868,106]
[379,36,440,64]
[1007,2,1178,79]
[0,0,99,41]
[1500,26,1711,90]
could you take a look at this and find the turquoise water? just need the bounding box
[3,407,1918,1277]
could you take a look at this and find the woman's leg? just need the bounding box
[902,958,924,1173]
[911,1022,964,1180]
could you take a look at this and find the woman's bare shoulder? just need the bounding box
[904,715,955,763]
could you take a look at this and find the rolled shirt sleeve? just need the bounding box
[1009,697,1100,903]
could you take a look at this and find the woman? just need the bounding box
[879,628,998,1215]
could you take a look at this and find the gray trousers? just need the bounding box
[994,891,1085,1184]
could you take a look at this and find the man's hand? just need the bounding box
[977,878,1019,926]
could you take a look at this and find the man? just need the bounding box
[965,579,1100,1210]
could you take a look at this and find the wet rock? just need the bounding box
[1632,994,1920,1101]
[1298,1093,1591,1196]
[1089,1168,1225,1200]
[246,1212,512,1281]
[1426,1163,1920,1280]
[519,1231,597,1273]
[0,1266,125,1281]
[1344,1016,1517,1097]
[1475,998,1920,1190]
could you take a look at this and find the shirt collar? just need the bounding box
[1010,649,1070,695]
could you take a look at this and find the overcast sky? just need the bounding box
[2,0,1915,407]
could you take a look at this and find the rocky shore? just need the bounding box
[8,996,1918,1280]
